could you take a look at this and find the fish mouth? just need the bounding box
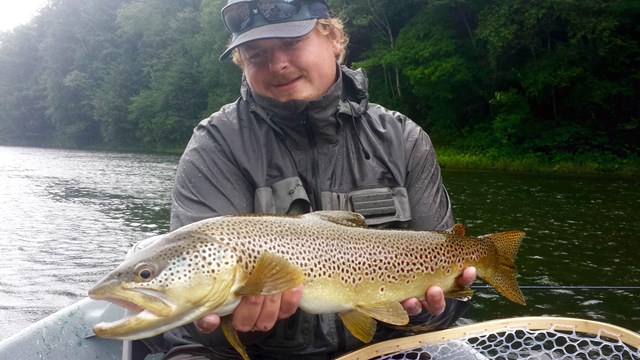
[89,285,177,339]
[102,296,145,314]
[89,284,173,316]
[91,296,148,335]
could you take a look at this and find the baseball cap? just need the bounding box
[219,0,330,61]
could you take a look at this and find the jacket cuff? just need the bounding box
[383,298,472,334]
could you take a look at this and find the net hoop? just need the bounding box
[335,316,640,359]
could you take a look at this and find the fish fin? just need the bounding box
[444,285,474,301]
[226,213,302,219]
[304,211,368,228]
[356,301,409,326]
[434,223,465,236]
[448,223,466,236]
[221,317,249,360]
[234,251,304,296]
[339,310,377,343]
[478,230,524,261]
[479,230,527,305]
[201,264,238,309]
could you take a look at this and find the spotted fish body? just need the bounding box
[89,211,525,359]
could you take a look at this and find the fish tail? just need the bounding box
[478,231,527,305]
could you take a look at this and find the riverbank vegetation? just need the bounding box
[436,148,640,175]
[0,0,638,175]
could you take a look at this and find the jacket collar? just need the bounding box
[241,64,370,142]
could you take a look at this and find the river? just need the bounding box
[0,146,638,341]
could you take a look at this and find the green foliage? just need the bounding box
[0,0,637,165]
[343,0,425,112]
[490,89,532,146]
[36,0,129,147]
[92,50,143,148]
[0,24,49,145]
[117,0,207,149]
[476,0,640,155]
[437,146,640,176]
[353,1,492,142]
[0,0,240,151]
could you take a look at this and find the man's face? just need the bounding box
[239,28,341,102]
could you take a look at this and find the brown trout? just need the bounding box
[89,211,525,359]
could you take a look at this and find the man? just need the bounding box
[165,0,476,358]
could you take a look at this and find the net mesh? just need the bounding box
[374,324,640,360]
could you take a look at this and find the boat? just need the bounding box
[0,297,140,360]
[0,235,165,360]
[2,299,639,360]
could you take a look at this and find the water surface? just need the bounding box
[0,146,177,340]
[443,168,640,331]
[0,146,638,341]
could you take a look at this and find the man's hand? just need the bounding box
[194,285,304,334]
[401,267,477,316]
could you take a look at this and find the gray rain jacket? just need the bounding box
[168,66,469,358]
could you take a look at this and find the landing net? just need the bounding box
[336,317,640,360]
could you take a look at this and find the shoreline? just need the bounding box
[2,143,638,176]
[436,147,640,176]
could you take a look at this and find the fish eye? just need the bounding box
[134,264,155,281]
[139,269,152,279]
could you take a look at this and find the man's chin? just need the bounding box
[271,91,323,103]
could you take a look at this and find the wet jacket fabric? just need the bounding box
[168,65,470,358]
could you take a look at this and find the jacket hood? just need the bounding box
[240,64,370,132]
[340,65,369,110]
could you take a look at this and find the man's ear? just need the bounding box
[331,33,342,59]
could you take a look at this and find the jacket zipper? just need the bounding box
[302,110,347,352]
[301,110,321,210]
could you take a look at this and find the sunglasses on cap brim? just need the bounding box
[222,0,330,34]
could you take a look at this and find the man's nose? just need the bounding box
[269,48,289,72]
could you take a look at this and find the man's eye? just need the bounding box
[247,51,266,62]
[283,39,301,49]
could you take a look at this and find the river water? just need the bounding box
[0,146,638,341]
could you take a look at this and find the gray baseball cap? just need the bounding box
[219,0,330,61]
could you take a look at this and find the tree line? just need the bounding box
[0,0,638,159]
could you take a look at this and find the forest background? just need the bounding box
[0,0,638,174]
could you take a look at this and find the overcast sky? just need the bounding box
[0,0,48,32]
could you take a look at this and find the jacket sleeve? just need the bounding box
[402,119,455,231]
[399,117,471,330]
[170,114,254,231]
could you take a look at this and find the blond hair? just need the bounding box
[231,17,349,68]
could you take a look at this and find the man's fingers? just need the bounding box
[424,286,446,316]
[206,285,304,334]
[253,293,281,331]
[194,313,221,334]
[401,297,423,316]
[233,295,265,332]
[278,285,303,319]
[459,266,477,286]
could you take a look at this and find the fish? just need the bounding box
[89,210,526,359]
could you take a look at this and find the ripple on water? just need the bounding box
[0,146,176,340]
[443,169,640,332]
[1,150,639,339]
